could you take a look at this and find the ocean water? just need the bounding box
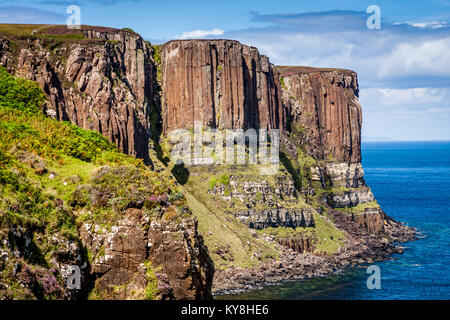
[220,141,450,300]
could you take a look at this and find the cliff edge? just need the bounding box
[0,25,157,164]
[161,40,284,133]
[153,39,415,294]
[0,26,416,299]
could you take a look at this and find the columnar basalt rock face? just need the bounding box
[279,67,389,234]
[0,26,417,299]
[161,40,284,133]
[280,67,362,164]
[0,28,155,164]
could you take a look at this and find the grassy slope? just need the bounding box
[186,164,345,259]
[0,67,181,299]
[0,24,48,36]
[0,24,127,38]
[153,135,346,269]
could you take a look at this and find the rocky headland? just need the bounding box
[0,25,416,300]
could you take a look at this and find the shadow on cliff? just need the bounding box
[279,151,303,192]
[171,163,190,185]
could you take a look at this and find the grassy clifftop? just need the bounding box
[0,24,133,38]
[277,65,356,77]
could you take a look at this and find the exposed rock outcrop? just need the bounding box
[0,28,417,300]
[0,27,156,164]
[278,66,391,235]
[80,208,213,300]
[331,186,375,208]
[211,174,297,207]
[161,40,284,133]
[235,208,315,229]
[311,162,366,188]
[209,171,315,229]
[280,66,361,164]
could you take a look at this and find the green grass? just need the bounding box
[144,261,159,300]
[280,77,287,89]
[311,212,345,255]
[257,226,315,246]
[122,28,135,33]
[209,174,230,190]
[0,66,181,299]
[328,186,352,194]
[0,24,48,36]
[336,200,381,216]
[0,24,86,41]
[326,154,336,162]
[152,44,162,82]
[181,185,278,270]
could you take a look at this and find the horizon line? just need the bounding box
[362,139,450,143]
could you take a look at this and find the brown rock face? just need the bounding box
[279,67,391,236]
[280,66,362,163]
[0,28,156,164]
[161,40,284,133]
[276,235,316,254]
[80,208,214,300]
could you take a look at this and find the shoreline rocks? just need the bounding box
[212,210,416,296]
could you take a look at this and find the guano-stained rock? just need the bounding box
[80,208,214,300]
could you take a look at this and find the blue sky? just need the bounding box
[1,0,450,141]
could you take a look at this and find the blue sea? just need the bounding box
[224,141,450,300]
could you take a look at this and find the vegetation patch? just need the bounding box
[144,260,159,300]
[152,44,162,82]
[0,67,180,299]
[336,200,380,216]
[311,212,345,255]
[209,174,230,190]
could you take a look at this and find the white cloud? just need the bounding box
[359,87,450,140]
[377,38,450,79]
[426,107,450,113]
[176,28,224,39]
[223,11,450,88]
[360,88,449,107]
[394,21,449,29]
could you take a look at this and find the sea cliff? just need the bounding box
[0,25,415,299]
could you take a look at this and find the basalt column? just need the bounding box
[161,40,285,133]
